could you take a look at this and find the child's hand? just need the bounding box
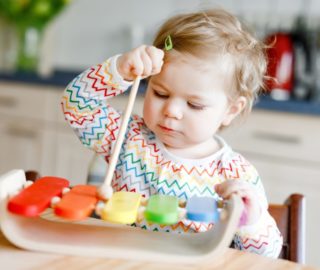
[117,45,164,81]
[215,180,262,226]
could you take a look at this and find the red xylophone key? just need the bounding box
[7,176,69,217]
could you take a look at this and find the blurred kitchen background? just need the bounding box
[0,0,319,267]
[1,0,320,100]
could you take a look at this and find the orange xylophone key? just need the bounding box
[54,185,98,220]
[7,176,69,217]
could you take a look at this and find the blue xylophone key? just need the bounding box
[186,196,219,223]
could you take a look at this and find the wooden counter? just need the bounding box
[0,231,317,270]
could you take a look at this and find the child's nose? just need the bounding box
[163,100,183,120]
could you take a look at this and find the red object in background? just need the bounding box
[265,33,294,100]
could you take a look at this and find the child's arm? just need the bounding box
[61,55,133,158]
[61,46,164,159]
[216,166,283,258]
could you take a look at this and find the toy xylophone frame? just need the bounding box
[0,170,243,264]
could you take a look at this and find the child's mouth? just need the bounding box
[159,125,174,132]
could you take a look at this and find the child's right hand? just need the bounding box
[117,45,164,81]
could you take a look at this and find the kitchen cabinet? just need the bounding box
[0,84,56,176]
[0,82,93,185]
[54,129,94,185]
[0,115,53,175]
[220,110,320,267]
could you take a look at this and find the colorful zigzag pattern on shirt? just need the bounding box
[61,57,283,258]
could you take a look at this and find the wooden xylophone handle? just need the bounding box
[99,76,141,199]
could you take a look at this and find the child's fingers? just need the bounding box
[145,46,164,74]
[215,180,251,200]
[139,49,153,77]
[117,45,164,80]
[215,180,262,225]
[126,47,143,77]
[117,54,140,80]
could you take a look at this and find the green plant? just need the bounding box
[0,0,72,71]
[0,0,71,28]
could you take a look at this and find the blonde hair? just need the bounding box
[153,9,267,119]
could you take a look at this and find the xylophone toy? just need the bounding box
[0,77,244,264]
[0,169,243,264]
[6,173,222,225]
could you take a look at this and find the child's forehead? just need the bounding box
[164,50,235,77]
[151,54,234,98]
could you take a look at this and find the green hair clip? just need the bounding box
[164,35,173,51]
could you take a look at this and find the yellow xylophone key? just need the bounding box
[101,191,142,224]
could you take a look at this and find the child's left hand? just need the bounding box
[215,180,262,226]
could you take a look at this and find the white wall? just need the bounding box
[44,0,320,71]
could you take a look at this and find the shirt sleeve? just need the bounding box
[61,55,133,159]
[233,208,283,258]
[223,152,283,258]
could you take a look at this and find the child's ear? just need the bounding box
[222,96,247,126]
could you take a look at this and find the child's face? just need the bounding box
[143,52,242,151]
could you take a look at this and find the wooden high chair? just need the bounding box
[268,194,305,263]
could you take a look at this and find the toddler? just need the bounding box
[62,9,283,258]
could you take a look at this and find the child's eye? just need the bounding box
[187,102,205,110]
[153,89,168,98]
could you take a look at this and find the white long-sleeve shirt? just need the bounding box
[61,56,283,258]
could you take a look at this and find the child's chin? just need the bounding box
[160,137,184,149]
